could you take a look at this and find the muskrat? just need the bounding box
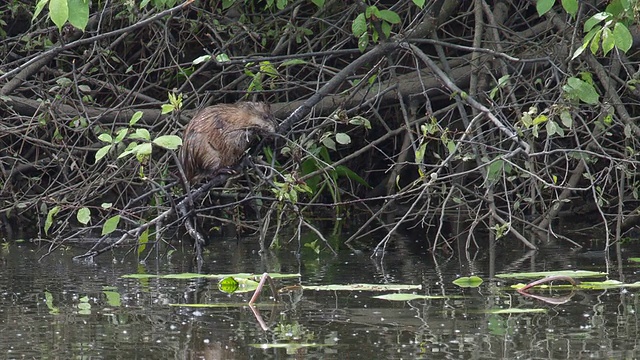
[180,101,277,183]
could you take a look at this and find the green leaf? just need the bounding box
[565,77,599,104]
[373,293,452,301]
[192,55,211,65]
[45,206,60,235]
[222,0,235,10]
[280,59,307,67]
[453,276,484,287]
[321,136,336,151]
[130,111,143,126]
[352,13,367,37]
[584,12,610,32]
[546,120,559,137]
[133,128,151,140]
[114,128,128,143]
[76,207,91,225]
[358,33,369,52]
[378,10,401,24]
[137,142,152,156]
[335,165,371,188]
[98,133,112,143]
[532,114,548,125]
[67,0,89,30]
[218,277,240,293]
[415,143,426,163]
[536,0,554,16]
[561,0,578,17]
[101,215,120,235]
[49,0,69,31]
[495,270,607,279]
[380,21,391,39]
[33,0,49,21]
[161,104,174,114]
[365,6,379,19]
[348,116,371,129]
[153,135,182,149]
[602,27,615,55]
[95,145,111,162]
[560,110,573,128]
[311,0,324,7]
[613,22,633,53]
[137,228,148,257]
[103,290,121,307]
[488,308,547,314]
[303,283,422,291]
[486,159,505,182]
[335,133,351,145]
[215,53,230,63]
[590,28,602,54]
[412,0,425,9]
[44,291,59,314]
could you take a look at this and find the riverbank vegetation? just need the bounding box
[1,0,640,259]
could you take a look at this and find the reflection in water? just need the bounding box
[0,236,638,359]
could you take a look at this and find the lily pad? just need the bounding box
[373,293,454,301]
[488,308,547,314]
[122,272,301,280]
[495,270,606,279]
[453,276,483,287]
[303,284,421,291]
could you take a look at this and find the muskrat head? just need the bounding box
[238,101,278,134]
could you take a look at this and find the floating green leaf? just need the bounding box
[103,290,121,307]
[122,272,301,279]
[303,284,422,291]
[453,276,483,287]
[373,293,452,301]
[496,270,607,279]
[219,277,240,293]
[488,308,547,314]
[44,291,59,314]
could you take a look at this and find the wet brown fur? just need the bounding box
[180,102,276,182]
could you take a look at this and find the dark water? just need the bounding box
[0,235,639,359]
